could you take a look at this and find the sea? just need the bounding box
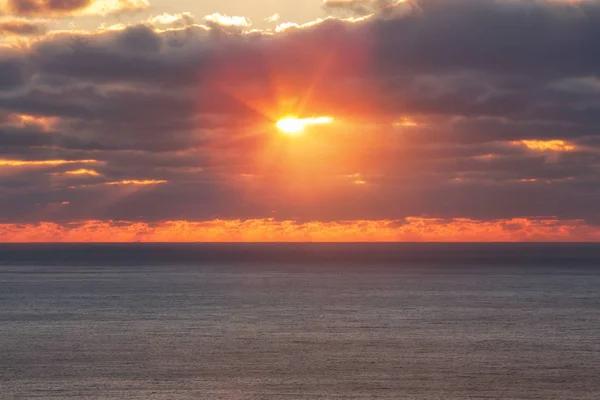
[0,243,599,399]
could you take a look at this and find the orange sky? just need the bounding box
[2,218,599,242]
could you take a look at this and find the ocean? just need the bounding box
[1,243,599,399]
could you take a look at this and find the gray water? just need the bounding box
[1,244,599,399]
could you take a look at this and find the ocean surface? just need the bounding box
[1,243,599,399]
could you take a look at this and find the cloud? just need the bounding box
[1,0,149,17]
[64,168,100,176]
[149,12,195,28]
[104,179,166,185]
[203,13,251,34]
[322,0,405,16]
[0,158,98,166]
[0,56,30,91]
[514,140,577,152]
[265,13,280,23]
[203,13,251,27]
[4,0,92,16]
[0,19,46,35]
[0,218,598,242]
[114,24,162,52]
[0,0,600,235]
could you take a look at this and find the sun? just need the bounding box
[276,116,334,134]
[277,118,306,134]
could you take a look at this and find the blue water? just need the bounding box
[1,244,599,399]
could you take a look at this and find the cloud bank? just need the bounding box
[1,0,600,240]
[2,218,598,242]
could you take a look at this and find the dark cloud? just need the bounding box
[0,126,54,147]
[371,0,600,77]
[1,0,600,225]
[115,25,162,53]
[30,27,208,85]
[5,0,92,16]
[2,0,148,17]
[0,20,46,36]
[0,56,29,90]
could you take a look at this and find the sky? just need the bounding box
[1,0,600,242]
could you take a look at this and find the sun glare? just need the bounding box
[276,116,334,134]
[277,118,305,134]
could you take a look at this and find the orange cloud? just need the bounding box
[393,117,419,128]
[346,173,367,185]
[65,169,101,176]
[513,140,576,152]
[1,218,598,242]
[0,159,98,167]
[13,113,57,129]
[0,19,45,35]
[104,180,167,185]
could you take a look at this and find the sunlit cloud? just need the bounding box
[266,13,280,23]
[1,218,598,243]
[104,179,167,185]
[275,16,366,32]
[148,12,194,27]
[322,0,409,18]
[204,13,251,28]
[393,117,419,128]
[13,113,57,130]
[0,159,98,167]
[65,169,101,176]
[473,154,499,161]
[68,179,167,189]
[88,0,150,16]
[346,173,367,185]
[95,22,126,31]
[513,140,577,152]
[274,22,300,32]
